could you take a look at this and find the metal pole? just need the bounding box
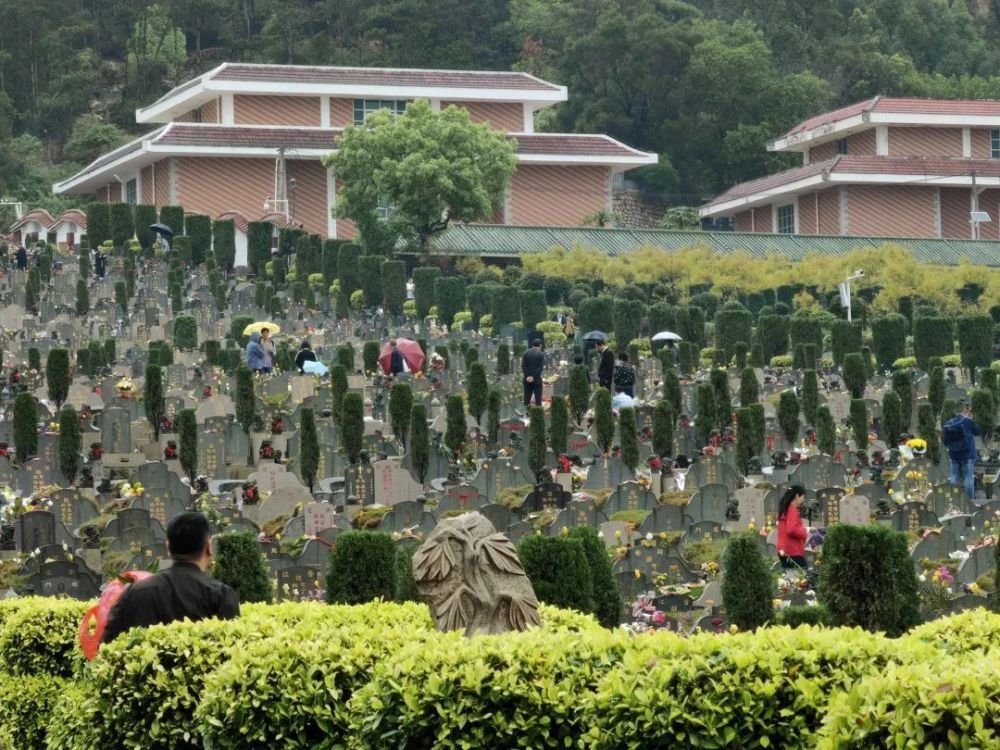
[846,281,852,323]
[973,171,980,240]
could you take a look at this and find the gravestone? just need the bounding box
[379,500,437,537]
[344,463,376,506]
[685,484,730,525]
[478,503,516,533]
[520,482,571,513]
[101,407,131,455]
[604,481,657,516]
[303,502,339,536]
[373,459,423,505]
[839,494,872,525]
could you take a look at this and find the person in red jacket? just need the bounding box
[777,484,808,571]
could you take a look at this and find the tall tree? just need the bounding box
[45,348,70,409]
[144,364,165,442]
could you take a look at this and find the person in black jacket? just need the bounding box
[388,339,405,376]
[521,339,545,406]
[15,246,27,272]
[596,341,615,390]
[101,513,239,643]
[294,340,317,373]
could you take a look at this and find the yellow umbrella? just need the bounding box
[243,321,281,336]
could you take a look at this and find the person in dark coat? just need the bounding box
[15,246,27,272]
[521,339,545,407]
[596,341,615,390]
[101,513,239,643]
[94,248,106,280]
[943,404,981,499]
[295,340,317,373]
[389,339,405,376]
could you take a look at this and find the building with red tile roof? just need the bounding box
[54,63,655,239]
[702,97,1000,240]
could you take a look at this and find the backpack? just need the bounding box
[942,416,966,451]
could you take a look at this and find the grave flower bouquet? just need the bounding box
[120,481,144,500]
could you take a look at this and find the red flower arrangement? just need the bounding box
[89,443,103,461]
[164,442,178,460]
[271,417,283,434]
[557,454,572,473]
[648,456,663,472]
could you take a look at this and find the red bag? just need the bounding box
[79,571,153,660]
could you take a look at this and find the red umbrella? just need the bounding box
[379,338,425,374]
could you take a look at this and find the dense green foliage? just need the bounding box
[326,532,395,605]
[57,406,81,484]
[594,388,614,454]
[722,533,773,631]
[298,408,319,492]
[213,533,273,604]
[45,348,70,409]
[177,408,197,481]
[818,524,920,637]
[549,395,569,456]
[341,392,364,464]
[518,536,594,615]
[13,393,37,464]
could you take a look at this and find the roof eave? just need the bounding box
[700,173,828,217]
[767,112,870,153]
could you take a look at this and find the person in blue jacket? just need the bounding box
[245,332,266,373]
[943,404,981,499]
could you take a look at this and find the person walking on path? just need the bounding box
[246,332,266,373]
[597,340,615,390]
[943,404,981,499]
[101,513,239,643]
[259,327,275,374]
[777,485,809,571]
[522,338,545,407]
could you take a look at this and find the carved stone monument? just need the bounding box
[413,511,541,636]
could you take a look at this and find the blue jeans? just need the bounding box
[950,458,975,499]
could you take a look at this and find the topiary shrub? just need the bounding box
[173,315,197,351]
[518,535,594,614]
[891,369,913,431]
[871,314,906,370]
[850,398,869,449]
[549,395,569,456]
[818,524,920,636]
[298,407,319,492]
[843,352,866,399]
[568,526,621,628]
[410,403,430,483]
[444,394,466,456]
[695,382,716,446]
[467,362,488,426]
[213,532,273,604]
[958,314,993,383]
[817,405,836,455]
[913,315,955,371]
[881,390,904,447]
[362,340,380,374]
[13,392,37,463]
[735,407,754,475]
[917,403,940,464]
[778,604,829,628]
[801,369,819,427]
[388,382,413,447]
[0,674,68,749]
[710,368,731,430]
[435,277,466,329]
[412,266,440,318]
[341,392,364,464]
[594,387,614,454]
[721,532,773,631]
[619,407,639,473]
[177,408,197,481]
[778,389,800,446]
[393,545,420,603]
[714,301,752,364]
[326,531,395,604]
[58,406,81,484]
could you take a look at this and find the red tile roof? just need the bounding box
[154,124,342,150]
[779,97,1000,141]
[11,209,55,231]
[212,63,562,92]
[216,211,250,233]
[54,209,87,230]
[148,124,647,158]
[706,159,838,206]
[705,155,1000,209]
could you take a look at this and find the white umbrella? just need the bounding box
[651,330,683,342]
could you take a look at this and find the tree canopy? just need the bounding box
[325,100,517,251]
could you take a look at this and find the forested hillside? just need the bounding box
[2,0,1000,219]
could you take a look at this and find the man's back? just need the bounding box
[101,562,239,643]
[522,347,544,379]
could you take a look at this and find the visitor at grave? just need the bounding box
[14,245,26,272]
[612,390,636,410]
[777,484,809,571]
[563,315,576,339]
[596,340,615,390]
[612,351,636,397]
[101,512,239,643]
[259,327,275,374]
[388,338,405,376]
[944,404,981,499]
[521,338,545,407]
[295,339,317,373]
[94,247,106,280]
[246,331,266,373]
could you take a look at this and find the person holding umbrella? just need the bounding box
[388,339,405,376]
[379,338,425,375]
[259,327,275,374]
[245,332,266,374]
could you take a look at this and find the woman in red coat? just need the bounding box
[777,485,808,570]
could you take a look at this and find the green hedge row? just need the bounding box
[2,597,1000,749]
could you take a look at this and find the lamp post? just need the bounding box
[839,271,864,323]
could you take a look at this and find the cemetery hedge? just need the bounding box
[7,597,1000,749]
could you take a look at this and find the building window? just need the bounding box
[376,194,393,220]
[125,178,137,205]
[353,99,407,125]
[837,138,848,155]
[992,129,1000,159]
[776,203,795,234]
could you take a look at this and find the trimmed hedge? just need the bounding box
[8,597,1000,749]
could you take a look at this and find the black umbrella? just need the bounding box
[149,223,174,237]
[583,330,608,342]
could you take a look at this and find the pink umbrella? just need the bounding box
[379,338,425,374]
